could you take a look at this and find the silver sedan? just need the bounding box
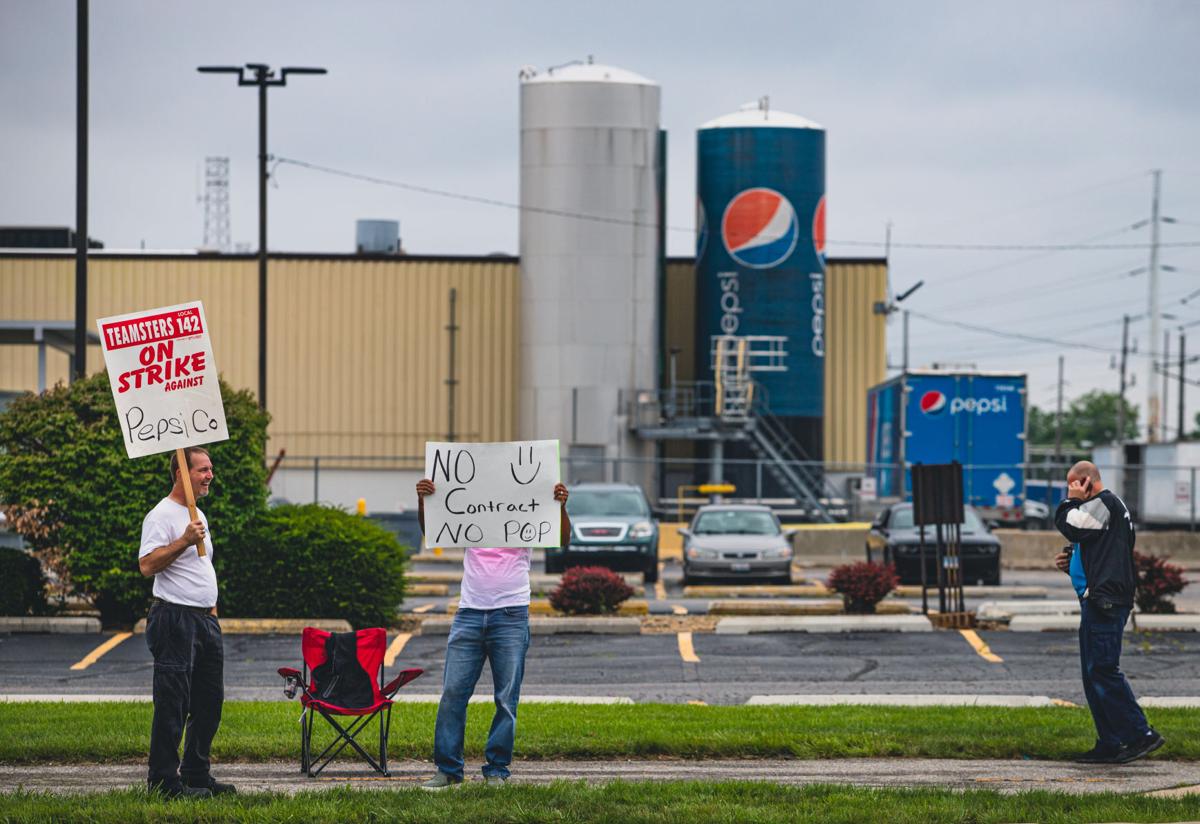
[680,504,794,585]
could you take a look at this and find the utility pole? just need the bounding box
[197,63,327,411]
[1147,169,1162,441]
[1055,355,1064,462]
[73,0,88,381]
[445,288,459,442]
[1180,331,1187,441]
[1117,314,1130,445]
[902,310,910,373]
[1162,331,1170,441]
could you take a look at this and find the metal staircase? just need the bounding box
[711,336,835,522]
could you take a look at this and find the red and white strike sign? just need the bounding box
[97,301,228,555]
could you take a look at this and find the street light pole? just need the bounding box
[197,63,327,411]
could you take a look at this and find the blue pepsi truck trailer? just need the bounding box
[866,371,1028,524]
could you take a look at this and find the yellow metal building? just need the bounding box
[1,252,884,471]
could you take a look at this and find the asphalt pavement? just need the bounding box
[4,623,1199,704]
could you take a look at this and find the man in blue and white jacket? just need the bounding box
[1054,461,1163,764]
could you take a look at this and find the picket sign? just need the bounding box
[422,440,561,549]
[96,301,229,556]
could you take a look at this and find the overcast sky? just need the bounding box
[3,1,1199,433]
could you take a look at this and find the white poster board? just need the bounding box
[97,301,229,459]
[423,440,561,548]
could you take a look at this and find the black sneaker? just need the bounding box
[152,783,212,800]
[1073,742,1121,764]
[1114,730,1165,764]
[185,775,237,795]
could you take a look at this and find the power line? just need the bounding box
[274,156,1200,251]
[907,310,1119,355]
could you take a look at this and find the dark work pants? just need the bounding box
[145,603,225,790]
[1079,598,1150,749]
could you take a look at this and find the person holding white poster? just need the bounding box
[415,447,570,790]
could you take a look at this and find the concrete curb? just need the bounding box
[684,585,831,598]
[389,694,635,704]
[715,615,934,634]
[1140,696,1200,707]
[745,694,1057,707]
[445,600,650,617]
[0,616,100,634]
[708,600,913,617]
[1008,615,1200,632]
[894,585,1048,599]
[977,600,1082,622]
[419,616,642,635]
[131,618,352,634]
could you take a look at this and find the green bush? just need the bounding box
[0,548,49,616]
[0,372,269,625]
[218,504,408,628]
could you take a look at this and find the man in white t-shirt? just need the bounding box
[137,446,234,799]
[416,477,570,789]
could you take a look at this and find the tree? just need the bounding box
[0,373,269,624]
[1028,390,1138,449]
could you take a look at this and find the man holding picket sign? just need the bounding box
[97,301,234,799]
[416,439,570,789]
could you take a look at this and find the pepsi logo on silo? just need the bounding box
[721,188,799,269]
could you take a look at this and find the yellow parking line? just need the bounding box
[672,604,688,615]
[411,603,436,614]
[677,631,700,663]
[70,632,132,671]
[384,632,412,667]
[654,563,667,601]
[960,629,1003,663]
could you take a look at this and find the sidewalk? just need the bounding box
[2,758,1198,797]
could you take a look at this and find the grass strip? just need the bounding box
[0,702,1198,763]
[2,783,1200,824]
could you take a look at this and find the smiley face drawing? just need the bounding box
[510,445,542,485]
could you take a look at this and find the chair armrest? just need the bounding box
[278,667,302,679]
[384,668,424,696]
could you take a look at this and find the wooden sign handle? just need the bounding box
[175,447,205,557]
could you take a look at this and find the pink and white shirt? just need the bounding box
[458,548,531,610]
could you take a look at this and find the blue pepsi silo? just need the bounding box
[696,102,826,460]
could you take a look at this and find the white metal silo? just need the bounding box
[518,60,662,482]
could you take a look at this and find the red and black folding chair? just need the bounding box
[277,627,423,777]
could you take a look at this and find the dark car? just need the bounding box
[547,483,659,582]
[365,511,423,554]
[866,502,1002,586]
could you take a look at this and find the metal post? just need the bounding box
[73,0,88,382]
[1054,355,1064,461]
[1191,466,1196,532]
[36,332,47,393]
[313,456,319,504]
[902,310,910,373]
[1162,331,1170,441]
[445,288,458,441]
[1179,332,1186,440]
[257,72,269,411]
[710,440,724,486]
[755,460,763,502]
[1117,314,1130,444]
[1147,169,1162,441]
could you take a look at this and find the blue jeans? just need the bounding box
[1079,598,1150,748]
[433,605,530,780]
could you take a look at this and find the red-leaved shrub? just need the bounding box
[826,561,899,614]
[548,566,634,615]
[1134,551,1188,614]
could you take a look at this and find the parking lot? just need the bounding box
[4,618,1199,706]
